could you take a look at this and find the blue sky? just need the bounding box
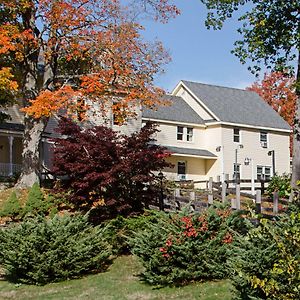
[141,0,258,93]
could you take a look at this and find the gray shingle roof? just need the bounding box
[0,105,24,131]
[142,95,205,125]
[182,80,290,130]
[0,105,59,135]
[166,146,217,158]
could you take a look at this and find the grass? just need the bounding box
[0,255,233,300]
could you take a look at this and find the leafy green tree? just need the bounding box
[200,0,300,190]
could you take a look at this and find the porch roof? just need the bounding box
[166,146,217,159]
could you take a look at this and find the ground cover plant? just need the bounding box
[130,205,251,286]
[53,118,171,220]
[0,214,112,285]
[230,212,300,300]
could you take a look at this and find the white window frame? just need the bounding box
[257,165,271,181]
[177,161,187,180]
[233,163,241,180]
[233,128,240,143]
[177,126,184,141]
[186,127,193,142]
[260,131,268,148]
[177,126,194,142]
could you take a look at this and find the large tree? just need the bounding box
[0,0,179,187]
[200,0,300,189]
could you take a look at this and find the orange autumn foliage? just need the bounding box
[0,0,180,120]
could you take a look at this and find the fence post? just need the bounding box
[190,191,195,201]
[222,181,227,203]
[260,178,265,195]
[236,183,241,210]
[208,177,213,205]
[231,198,236,209]
[256,190,261,214]
[273,191,279,214]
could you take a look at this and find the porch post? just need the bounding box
[8,136,14,176]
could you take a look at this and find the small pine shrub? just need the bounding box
[130,206,251,286]
[23,183,48,216]
[0,191,22,218]
[104,210,163,254]
[230,213,300,300]
[0,214,112,284]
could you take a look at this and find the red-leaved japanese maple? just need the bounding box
[52,118,171,219]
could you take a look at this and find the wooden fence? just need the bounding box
[157,176,288,217]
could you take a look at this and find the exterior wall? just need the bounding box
[163,155,208,182]
[173,86,214,120]
[151,121,206,149]
[112,104,142,136]
[221,126,290,180]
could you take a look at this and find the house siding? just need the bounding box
[221,126,290,179]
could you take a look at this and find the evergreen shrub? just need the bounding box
[230,213,300,300]
[0,214,112,284]
[130,206,251,286]
[104,210,163,254]
[0,191,22,219]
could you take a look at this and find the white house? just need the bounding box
[142,80,291,183]
[0,80,291,184]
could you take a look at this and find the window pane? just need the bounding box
[260,132,267,142]
[257,166,263,180]
[178,162,186,175]
[187,127,193,141]
[233,128,240,142]
[265,167,271,180]
[177,126,183,140]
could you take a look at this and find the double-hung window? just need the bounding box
[260,131,268,148]
[257,166,271,181]
[177,161,186,180]
[187,127,193,141]
[177,126,193,142]
[233,128,240,143]
[177,126,184,140]
[233,163,241,181]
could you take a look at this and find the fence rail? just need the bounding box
[156,176,285,217]
[0,163,22,177]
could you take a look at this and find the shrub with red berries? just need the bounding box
[130,205,251,286]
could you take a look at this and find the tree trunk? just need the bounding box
[291,51,300,197]
[16,116,47,188]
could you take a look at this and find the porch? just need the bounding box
[0,134,23,177]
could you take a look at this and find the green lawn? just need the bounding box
[0,255,233,300]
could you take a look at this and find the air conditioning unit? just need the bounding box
[261,141,268,148]
[178,174,186,181]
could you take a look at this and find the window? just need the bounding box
[177,126,184,140]
[177,126,193,142]
[233,163,240,181]
[177,161,186,180]
[260,131,268,148]
[257,166,271,181]
[233,128,240,143]
[187,127,193,141]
